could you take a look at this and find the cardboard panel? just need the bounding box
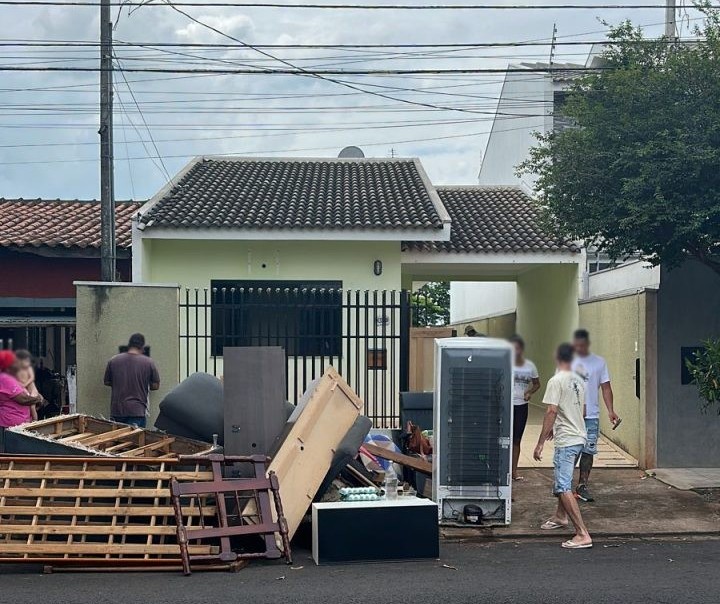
[266,367,363,538]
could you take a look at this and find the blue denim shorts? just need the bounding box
[583,418,599,456]
[553,443,584,495]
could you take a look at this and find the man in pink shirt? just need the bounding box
[0,350,45,430]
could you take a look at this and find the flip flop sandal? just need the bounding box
[513,476,526,481]
[562,540,593,549]
[541,520,568,530]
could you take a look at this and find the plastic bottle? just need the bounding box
[384,466,399,501]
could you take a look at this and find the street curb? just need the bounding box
[441,530,720,542]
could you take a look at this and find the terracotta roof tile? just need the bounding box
[403,186,579,254]
[0,199,139,249]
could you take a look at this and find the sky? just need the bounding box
[0,0,704,201]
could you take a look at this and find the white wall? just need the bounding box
[478,70,553,188]
[450,281,517,324]
[587,261,661,299]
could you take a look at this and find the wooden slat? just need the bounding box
[1,487,174,498]
[102,441,139,453]
[122,437,176,457]
[0,543,212,555]
[0,470,214,481]
[0,524,179,536]
[0,505,216,516]
[363,443,433,475]
[73,427,140,447]
[46,429,79,440]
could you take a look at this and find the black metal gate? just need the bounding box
[179,287,415,427]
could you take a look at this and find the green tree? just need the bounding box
[519,5,720,276]
[686,339,720,414]
[412,281,450,327]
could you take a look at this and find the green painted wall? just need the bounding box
[146,239,402,291]
[75,283,179,424]
[144,240,401,417]
[579,292,655,464]
[516,264,580,400]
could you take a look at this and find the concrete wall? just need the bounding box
[587,261,660,299]
[656,262,720,467]
[579,291,657,466]
[478,70,552,188]
[449,281,517,324]
[75,283,179,424]
[143,239,402,292]
[516,264,580,390]
[450,311,516,340]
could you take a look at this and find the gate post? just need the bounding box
[399,289,411,393]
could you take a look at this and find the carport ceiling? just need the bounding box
[402,251,581,281]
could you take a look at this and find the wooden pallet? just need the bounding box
[0,456,219,564]
[7,415,216,458]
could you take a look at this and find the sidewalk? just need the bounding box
[519,404,637,469]
[442,468,720,540]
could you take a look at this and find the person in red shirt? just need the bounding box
[0,350,45,431]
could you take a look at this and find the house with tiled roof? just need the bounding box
[133,155,582,388]
[0,198,139,401]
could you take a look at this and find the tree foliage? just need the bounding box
[412,281,450,327]
[686,338,720,414]
[519,4,720,276]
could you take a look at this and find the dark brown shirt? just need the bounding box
[104,352,160,418]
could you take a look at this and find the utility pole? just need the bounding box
[99,0,116,282]
[665,0,677,40]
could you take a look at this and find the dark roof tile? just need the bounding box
[140,157,444,231]
[403,186,578,254]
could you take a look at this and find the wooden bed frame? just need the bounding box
[7,414,217,458]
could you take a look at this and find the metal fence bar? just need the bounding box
[179,286,421,428]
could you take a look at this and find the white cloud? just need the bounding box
[0,2,681,199]
[175,14,254,43]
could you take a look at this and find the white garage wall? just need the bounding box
[450,281,517,324]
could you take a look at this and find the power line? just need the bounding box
[0,38,699,48]
[0,122,546,166]
[156,0,590,118]
[0,2,705,9]
[0,65,609,74]
[114,54,173,183]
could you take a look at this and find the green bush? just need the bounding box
[686,339,720,414]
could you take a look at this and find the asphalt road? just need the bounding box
[1,538,718,604]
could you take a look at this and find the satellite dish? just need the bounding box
[338,146,365,159]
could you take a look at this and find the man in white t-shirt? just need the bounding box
[509,335,540,481]
[534,343,591,549]
[572,329,618,503]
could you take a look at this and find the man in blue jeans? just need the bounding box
[534,343,592,549]
[572,329,618,502]
[104,333,160,428]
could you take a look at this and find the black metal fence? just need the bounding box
[179,287,436,428]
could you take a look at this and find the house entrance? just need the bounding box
[179,286,440,427]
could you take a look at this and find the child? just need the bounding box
[12,350,40,421]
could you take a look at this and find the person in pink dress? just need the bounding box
[0,350,45,431]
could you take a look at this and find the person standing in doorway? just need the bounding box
[534,343,592,549]
[572,329,618,503]
[509,335,540,481]
[104,333,160,428]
